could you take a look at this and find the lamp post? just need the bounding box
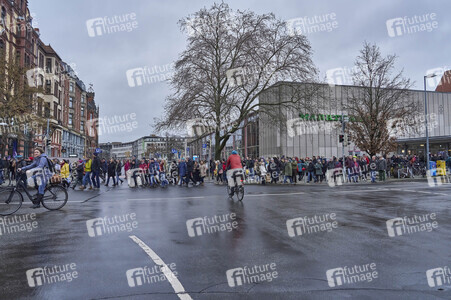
[424,73,438,170]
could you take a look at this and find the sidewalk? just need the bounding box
[233,176,429,186]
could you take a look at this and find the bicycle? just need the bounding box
[226,169,244,201]
[0,171,68,216]
[0,169,13,187]
[412,163,426,178]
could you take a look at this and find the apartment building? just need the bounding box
[0,0,99,158]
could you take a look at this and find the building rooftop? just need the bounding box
[436,70,451,93]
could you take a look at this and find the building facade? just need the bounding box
[258,82,451,159]
[0,0,99,158]
[101,135,186,160]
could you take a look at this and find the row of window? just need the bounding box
[62,131,85,145]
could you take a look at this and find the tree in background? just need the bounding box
[156,2,317,159]
[0,48,44,156]
[345,42,417,156]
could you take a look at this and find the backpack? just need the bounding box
[45,157,56,173]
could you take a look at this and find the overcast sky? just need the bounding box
[29,0,450,143]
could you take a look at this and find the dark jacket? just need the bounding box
[92,156,101,172]
[377,159,387,171]
[116,162,122,175]
[101,161,108,172]
[107,162,116,176]
[178,161,187,177]
[186,160,194,173]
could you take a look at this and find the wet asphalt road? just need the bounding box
[0,179,450,300]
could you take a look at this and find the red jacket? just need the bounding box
[226,154,243,169]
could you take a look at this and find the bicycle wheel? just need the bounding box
[226,184,233,198]
[42,185,68,210]
[0,177,11,187]
[235,186,244,201]
[0,189,23,216]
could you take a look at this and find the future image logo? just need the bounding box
[26,263,78,287]
[126,264,178,287]
[425,67,449,89]
[386,13,438,38]
[86,213,138,237]
[386,213,438,237]
[86,13,138,37]
[226,263,278,287]
[0,214,38,236]
[286,13,338,36]
[326,263,378,287]
[287,213,338,237]
[226,67,245,87]
[326,66,358,87]
[126,64,174,87]
[286,118,334,138]
[186,213,238,237]
[426,266,451,288]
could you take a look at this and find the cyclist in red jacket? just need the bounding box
[226,150,243,192]
[226,150,243,170]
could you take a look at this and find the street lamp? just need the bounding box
[424,73,438,170]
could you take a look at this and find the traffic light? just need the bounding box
[46,139,51,146]
[61,148,66,153]
[206,140,211,147]
[339,135,344,143]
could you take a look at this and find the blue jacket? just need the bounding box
[178,162,187,177]
[22,153,49,171]
[21,153,52,178]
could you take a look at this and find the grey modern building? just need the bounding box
[258,82,451,159]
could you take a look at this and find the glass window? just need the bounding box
[69,96,74,108]
[46,58,52,73]
[69,113,73,125]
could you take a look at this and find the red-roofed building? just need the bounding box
[435,70,451,93]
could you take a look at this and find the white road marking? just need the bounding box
[129,235,192,300]
[127,196,205,201]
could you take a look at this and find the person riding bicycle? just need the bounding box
[17,148,51,208]
[226,150,243,195]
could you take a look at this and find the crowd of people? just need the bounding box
[2,152,450,189]
[211,153,451,185]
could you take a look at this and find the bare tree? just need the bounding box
[0,49,43,156]
[155,2,317,159]
[344,42,417,156]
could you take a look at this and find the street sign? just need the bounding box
[172,148,177,154]
[186,147,190,152]
[202,148,207,155]
[69,154,77,158]
[95,148,102,153]
[202,143,207,148]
